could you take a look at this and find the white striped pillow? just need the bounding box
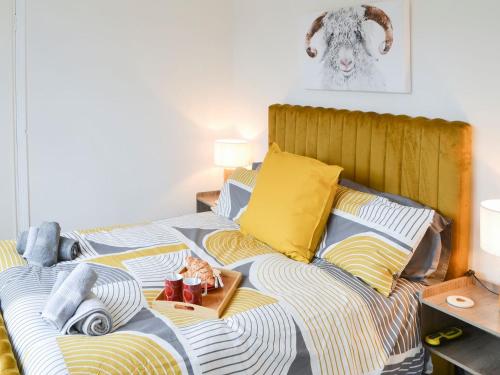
[213,168,257,221]
[316,186,434,296]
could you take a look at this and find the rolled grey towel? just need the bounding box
[50,270,70,295]
[16,231,29,255]
[62,293,113,336]
[28,222,60,267]
[58,237,80,261]
[23,227,40,259]
[41,263,98,331]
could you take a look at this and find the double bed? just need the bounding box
[0,104,471,374]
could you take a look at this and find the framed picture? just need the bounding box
[302,0,411,93]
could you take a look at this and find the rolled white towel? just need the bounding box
[23,227,39,259]
[16,230,28,255]
[50,270,70,295]
[28,222,60,267]
[41,263,97,331]
[58,237,80,261]
[62,293,113,336]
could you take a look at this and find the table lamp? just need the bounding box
[480,200,500,305]
[214,139,251,181]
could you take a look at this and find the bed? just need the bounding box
[0,104,471,375]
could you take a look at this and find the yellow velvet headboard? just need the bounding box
[269,104,472,280]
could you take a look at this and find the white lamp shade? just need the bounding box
[214,139,251,168]
[480,200,500,257]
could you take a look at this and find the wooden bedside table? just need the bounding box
[196,191,220,213]
[419,276,500,375]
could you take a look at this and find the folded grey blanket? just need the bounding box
[62,292,113,336]
[58,237,80,261]
[41,263,97,331]
[28,222,60,267]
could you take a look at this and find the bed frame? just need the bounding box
[269,104,472,280]
[0,105,472,375]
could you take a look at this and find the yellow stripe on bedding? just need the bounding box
[85,243,188,269]
[204,230,276,265]
[144,289,163,307]
[222,288,277,318]
[0,240,26,273]
[323,235,411,297]
[334,185,377,216]
[256,254,386,375]
[57,333,181,375]
[229,168,257,187]
[77,222,150,235]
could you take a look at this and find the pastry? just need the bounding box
[183,256,216,287]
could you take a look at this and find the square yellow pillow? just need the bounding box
[239,143,343,263]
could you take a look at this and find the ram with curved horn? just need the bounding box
[305,4,395,91]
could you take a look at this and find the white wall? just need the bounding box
[0,0,17,239]
[3,0,498,283]
[26,0,234,231]
[231,0,500,284]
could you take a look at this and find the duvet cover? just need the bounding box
[0,212,425,375]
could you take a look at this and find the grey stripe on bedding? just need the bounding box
[381,346,426,374]
[0,212,426,375]
[313,258,424,356]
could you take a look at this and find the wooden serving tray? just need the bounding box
[153,268,242,319]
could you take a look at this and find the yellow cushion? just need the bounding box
[239,143,343,263]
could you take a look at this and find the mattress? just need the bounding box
[0,212,425,375]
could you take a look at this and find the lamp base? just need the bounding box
[223,168,235,182]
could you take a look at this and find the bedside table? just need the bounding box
[419,276,500,375]
[196,191,220,213]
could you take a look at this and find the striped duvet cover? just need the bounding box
[0,212,425,375]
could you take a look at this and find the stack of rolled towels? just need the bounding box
[16,222,80,267]
[41,263,113,336]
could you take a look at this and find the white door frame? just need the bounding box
[13,0,30,232]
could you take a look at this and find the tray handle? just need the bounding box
[174,304,195,311]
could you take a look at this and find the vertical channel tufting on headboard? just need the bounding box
[269,104,472,280]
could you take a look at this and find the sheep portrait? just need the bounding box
[305,5,394,91]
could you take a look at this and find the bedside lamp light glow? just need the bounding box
[214,139,251,181]
[480,200,500,257]
[480,200,500,307]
